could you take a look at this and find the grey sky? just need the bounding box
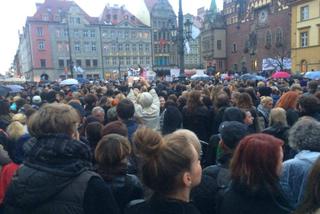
[0,0,223,75]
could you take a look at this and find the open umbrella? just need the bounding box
[271,71,291,79]
[191,74,211,81]
[240,74,266,81]
[60,78,79,86]
[6,85,24,93]
[0,85,11,97]
[304,71,320,80]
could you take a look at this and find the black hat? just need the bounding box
[219,121,248,149]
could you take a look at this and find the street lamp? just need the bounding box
[61,11,74,78]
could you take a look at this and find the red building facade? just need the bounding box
[224,0,291,73]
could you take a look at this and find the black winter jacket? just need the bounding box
[4,135,120,214]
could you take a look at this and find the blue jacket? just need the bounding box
[280,150,320,208]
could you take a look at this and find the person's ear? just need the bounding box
[182,171,192,188]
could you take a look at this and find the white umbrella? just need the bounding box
[60,78,79,86]
[191,74,209,80]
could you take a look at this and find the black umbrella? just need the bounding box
[0,85,11,97]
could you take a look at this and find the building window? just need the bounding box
[125,44,130,51]
[300,31,308,47]
[93,59,98,67]
[132,44,137,51]
[119,57,124,65]
[86,59,91,67]
[139,57,144,65]
[75,42,81,52]
[38,41,45,50]
[42,15,49,21]
[36,27,43,37]
[145,44,150,52]
[275,28,283,46]
[218,60,223,69]
[112,43,117,52]
[83,30,89,37]
[90,30,96,37]
[217,40,222,50]
[125,31,129,39]
[300,6,309,21]
[56,29,61,37]
[91,42,96,51]
[74,29,79,38]
[58,59,64,68]
[76,59,82,67]
[112,57,117,65]
[76,17,81,24]
[63,29,68,37]
[105,57,110,65]
[139,44,143,52]
[133,57,137,65]
[232,43,237,53]
[265,30,272,47]
[118,44,123,51]
[146,56,150,65]
[301,60,308,72]
[84,42,90,52]
[40,59,46,68]
[113,14,117,20]
[126,57,131,65]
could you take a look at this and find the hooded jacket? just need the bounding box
[127,89,160,130]
[4,135,119,214]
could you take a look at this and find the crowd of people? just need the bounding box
[0,75,319,214]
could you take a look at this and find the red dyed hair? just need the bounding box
[231,134,283,190]
[275,91,299,110]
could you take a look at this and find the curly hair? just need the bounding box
[289,117,320,152]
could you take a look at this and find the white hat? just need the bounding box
[32,95,42,104]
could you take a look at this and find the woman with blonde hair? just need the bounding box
[127,127,202,214]
[4,103,119,214]
[263,108,294,161]
[257,96,273,129]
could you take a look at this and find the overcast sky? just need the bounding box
[0,0,223,75]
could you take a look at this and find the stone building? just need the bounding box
[99,4,152,79]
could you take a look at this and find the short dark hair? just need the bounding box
[116,99,135,120]
[298,95,320,116]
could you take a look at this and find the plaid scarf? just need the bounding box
[25,134,93,176]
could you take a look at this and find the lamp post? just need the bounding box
[61,11,74,78]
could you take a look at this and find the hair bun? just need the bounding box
[133,127,163,159]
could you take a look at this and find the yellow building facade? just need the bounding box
[291,0,320,73]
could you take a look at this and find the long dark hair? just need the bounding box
[295,157,320,214]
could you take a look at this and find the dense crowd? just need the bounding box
[0,76,319,214]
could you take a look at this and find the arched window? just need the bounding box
[265,30,272,47]
[275,28,283,46]
[301,60,308,73]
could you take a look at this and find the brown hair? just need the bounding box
[133,127,199,195]
[28,103,80,138]
[237,92,253,110]
[275,91,299,110]
[187,90,203,112]
[95,134,131,181]
[101,121,128,137]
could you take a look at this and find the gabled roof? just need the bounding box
[99,5,148,27]
[27,0,97,24]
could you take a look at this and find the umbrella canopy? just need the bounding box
[271,71,291,79]
[191,74,211,81]
[76,78,89,84]
[6,85,24,93]
[0,85,11,97]
[304,71,320,80]
[60,78,79,86]
[240,74,266,81]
